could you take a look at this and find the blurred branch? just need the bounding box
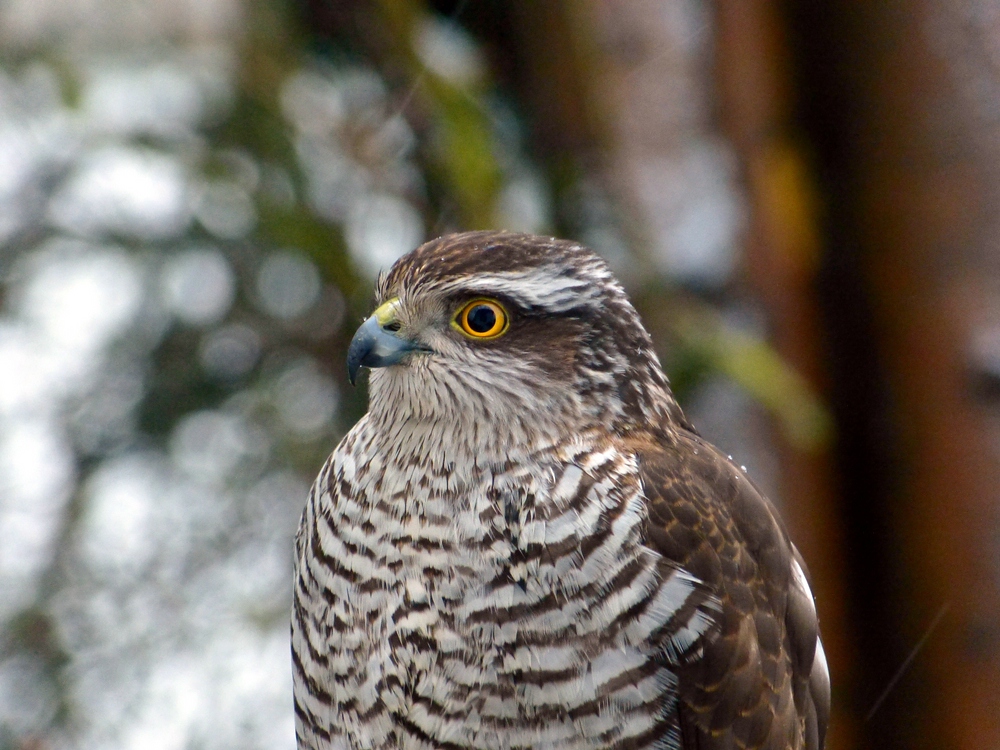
[669,301,833,452]
[240,0,361,296]
[372,0,504,230]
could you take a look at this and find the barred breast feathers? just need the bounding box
[293,417,726,750]
[294,420,827,750]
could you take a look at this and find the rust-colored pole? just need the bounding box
[788,1,1000,748]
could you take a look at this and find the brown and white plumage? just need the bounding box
[292,231,829,750]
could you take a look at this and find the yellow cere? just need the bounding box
[373,297,402,327]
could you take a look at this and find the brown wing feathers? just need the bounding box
[638,429,828,750]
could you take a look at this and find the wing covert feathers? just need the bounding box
[636,429,829,750]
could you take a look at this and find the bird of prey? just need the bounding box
[292,231,829,750]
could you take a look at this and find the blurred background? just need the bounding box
[0,0,997,748]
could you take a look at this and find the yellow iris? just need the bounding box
[455,299,508,339]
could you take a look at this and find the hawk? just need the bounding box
[292,231,830,750]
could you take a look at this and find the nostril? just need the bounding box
[382,321,401,332]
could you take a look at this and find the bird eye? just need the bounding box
[455,299,508,339]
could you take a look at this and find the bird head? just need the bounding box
[348,231,683,447]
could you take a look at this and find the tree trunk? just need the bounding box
[790,1,1000,747]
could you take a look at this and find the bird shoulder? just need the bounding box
[622,428,828,750]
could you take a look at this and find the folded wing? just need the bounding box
[635,429,829,750]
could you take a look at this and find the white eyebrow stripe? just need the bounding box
[437,270,605,312]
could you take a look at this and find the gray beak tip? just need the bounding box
[346,313,426,385]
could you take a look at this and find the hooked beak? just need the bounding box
[346,298,429,385]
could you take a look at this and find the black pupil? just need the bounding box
[467,304,497,333]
